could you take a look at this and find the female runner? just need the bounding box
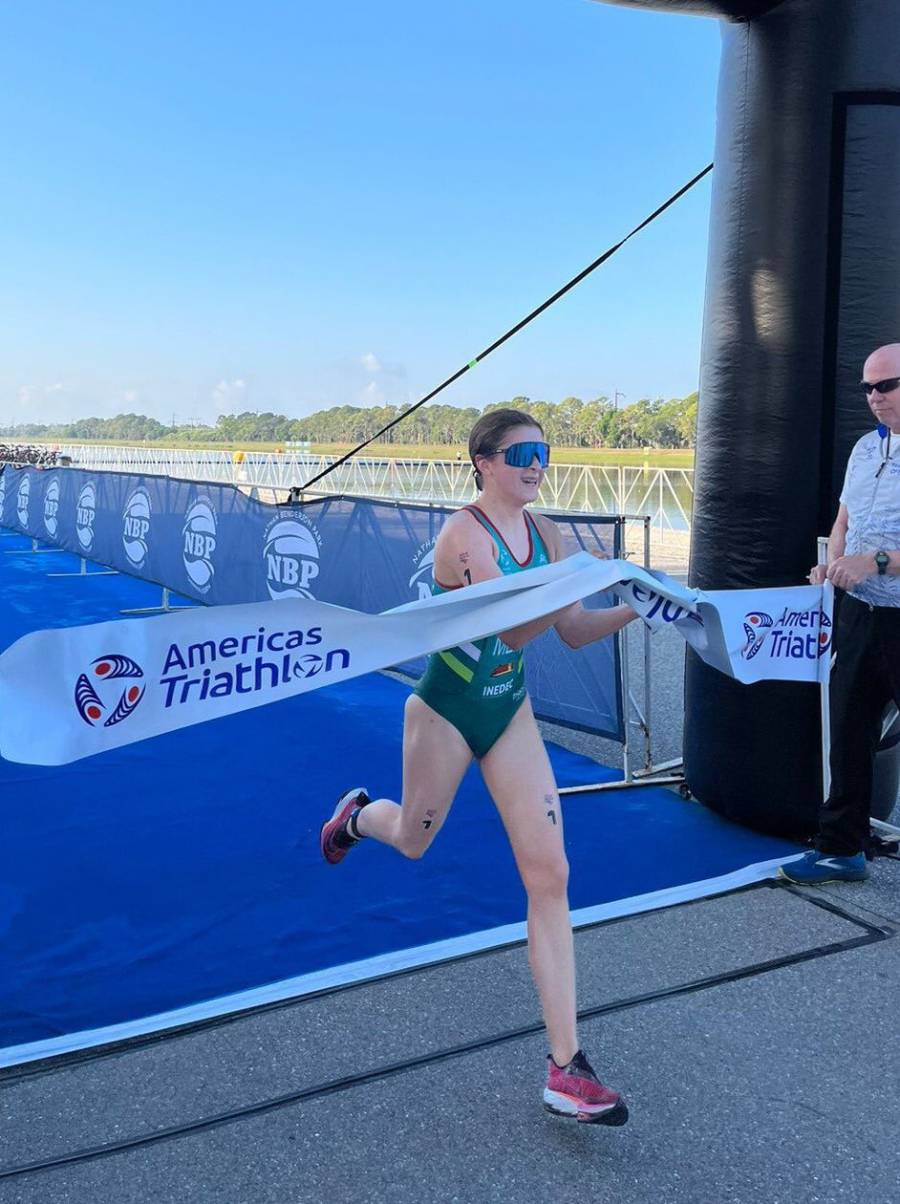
[320,408,637,1123]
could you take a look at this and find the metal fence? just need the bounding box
[49,443,693,560]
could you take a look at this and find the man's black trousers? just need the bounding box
[818,594,900,855]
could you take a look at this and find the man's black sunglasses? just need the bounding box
[861,377,900,396]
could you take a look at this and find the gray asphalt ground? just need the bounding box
[3,869,899,1204]
[4,544,900,1204]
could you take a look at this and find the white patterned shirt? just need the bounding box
[839,429,900,607]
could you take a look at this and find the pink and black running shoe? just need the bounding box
[543,1050,628,1125]
[319,787,371,865]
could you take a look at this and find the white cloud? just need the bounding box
[344,351,409,408]
[7,380,155,426]
[360,380,386,405]
[14,382,72,419]
[211,378,248,407]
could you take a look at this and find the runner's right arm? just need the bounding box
[433,513,572,651]
[532,514,637,649]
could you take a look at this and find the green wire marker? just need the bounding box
[467,359,478,369]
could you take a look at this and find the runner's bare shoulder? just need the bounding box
[529,510,563,563]
[434,508,499,586]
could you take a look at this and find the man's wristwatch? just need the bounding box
[875,551,890,576]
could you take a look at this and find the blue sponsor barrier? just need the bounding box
[0,464,625,740]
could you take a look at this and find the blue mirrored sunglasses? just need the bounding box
[484,440,551,469]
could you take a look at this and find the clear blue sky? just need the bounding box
[1,1,720,428]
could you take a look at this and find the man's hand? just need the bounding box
[807,564,827,585]
[826,554,876,591]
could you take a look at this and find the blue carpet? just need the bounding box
[0,535,801,1056]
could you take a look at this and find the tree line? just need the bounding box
[1,392,698,449]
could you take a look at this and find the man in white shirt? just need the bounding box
[780,343,900,884]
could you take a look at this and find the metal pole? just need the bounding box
[121,586,196,616]
[817,536,833,800]
[4,537,66,555]
[559,775,684,796]
[618,515,632,784]
[642,515,652,771]
[819,584,834,799]
[48,556,118,578]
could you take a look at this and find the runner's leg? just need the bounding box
[355,693,473,858]
[479,698,577,1066]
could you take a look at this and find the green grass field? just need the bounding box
[309,443,694,467]
[49,437,694,468]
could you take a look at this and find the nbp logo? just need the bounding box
[16,476,30,528]
[122,489,151,568]
[263,516,322,600]
[43,476,60,537]
[409,538,437,601]
[75,654,145,728]
[182,497,217,594]
[741,611,773,661]
[76,481,97,552]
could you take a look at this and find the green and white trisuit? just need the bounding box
[413,504,550,757]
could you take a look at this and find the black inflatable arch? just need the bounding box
[601,1,782,16]
[596,0,900,836]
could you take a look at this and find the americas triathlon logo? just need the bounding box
[76,481,97,552]
[75,654,145,728]
[741,608,831,662]
[158,625,348,706]
[43,476,60,538]
[262,515,322,600]
[71,623,351,742]
[123,488,151,568]
[16,476,30,528]
[182,496,217,594]
[409,538,437,600]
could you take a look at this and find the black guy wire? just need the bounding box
[300,161,714,492]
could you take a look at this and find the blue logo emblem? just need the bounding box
[741,611,773,660]
[75,654,145,728]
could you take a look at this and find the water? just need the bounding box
[57,444,694,535]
